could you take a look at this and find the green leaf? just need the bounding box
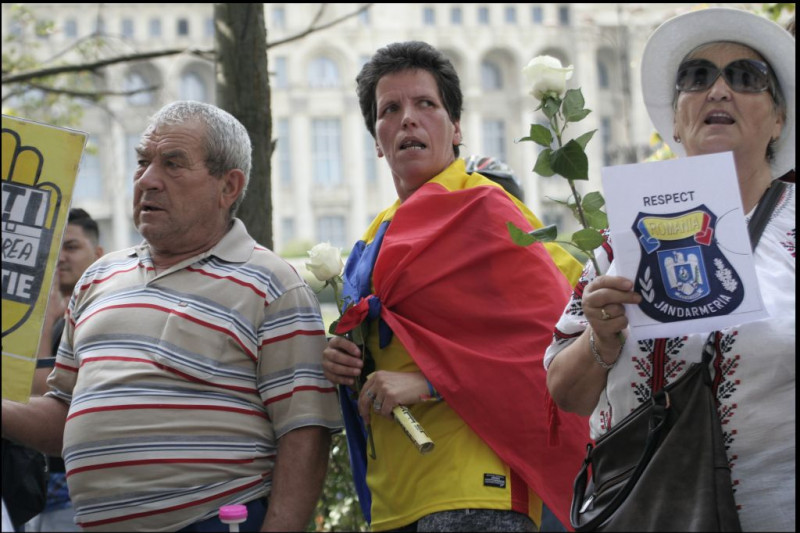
[526,124,553,147]
[508,222,558,245]
[542,98,560,120]
[533,148,555,177]
[571,228,605,251]
[529,225,558,242]
[574,130,597,149]
[328,319,340,336]
[584,209,609,230]
[551,197,571,208]
[507,222,537,246]
[551,139,589,180]
[566,109,591,122]
[581,191,606,211]
[563,88,592,122]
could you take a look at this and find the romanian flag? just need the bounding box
[338,159,589,529]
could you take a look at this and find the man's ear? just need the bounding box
[221,169,246,209]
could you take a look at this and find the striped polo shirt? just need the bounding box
[45,219,343,531]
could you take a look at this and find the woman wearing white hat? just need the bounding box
[544,7,795,531]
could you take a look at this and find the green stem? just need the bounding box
[346,324,376,460]
[552,110,602,275]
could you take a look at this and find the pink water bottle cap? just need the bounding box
[219,504,248,523]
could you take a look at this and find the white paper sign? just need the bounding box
[601,152,767,339]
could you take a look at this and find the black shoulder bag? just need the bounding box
[570,180,786,532]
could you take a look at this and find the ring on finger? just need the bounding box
[600,307,611,320]
[373,400,383,411]
[366,390,375,400]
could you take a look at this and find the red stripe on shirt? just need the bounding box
[77,303,256,361]
[76,477,265,528]
[260,329,326,347]
[263,385,338,406]
[67,403,268,422]
[79,355,258,394]
[77,265,138,293]
[67,456,269,478]
[186,266,267,298]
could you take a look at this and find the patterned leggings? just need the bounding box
[391,509,536,532]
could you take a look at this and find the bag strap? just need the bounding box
[748,180,787,251]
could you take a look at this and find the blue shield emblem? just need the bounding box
[633,205,744,323]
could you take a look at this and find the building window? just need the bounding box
[450,7,462,25]
[481,60,503,91]
[307,57,339,88]
[281,217,295,245]
[73,151,103,201]
[311,119,342,187]
[271,7,286,29]
[482,119,507,163]
[597,59,610,89]
[180,71,207,101]
[274,56,288,89]
[504,6,517,24]
[149,18,162,38]
[316,215,347,249]
[64,19,78,38]
[93,16,106,35]
[558,5,571,26]
[358,9,370,26]
[121,18,134,39]
[478,6,490,25]
[125,72,155,105]
[423,7,435,26]
[205,17,214,38]
[531,6,544,24]
[364,130,377,183]
[278,118,292,186]
[601,116,612,166]
[177,18,189,36]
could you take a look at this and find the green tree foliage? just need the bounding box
[309,432,368,531]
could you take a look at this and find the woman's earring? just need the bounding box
[673,135,682,144]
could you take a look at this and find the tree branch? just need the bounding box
[267,3,373,49]
[1,4,373,85]
[25,81,160,100]
[2,48,210,84]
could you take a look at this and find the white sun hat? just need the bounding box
[641,7,795,177]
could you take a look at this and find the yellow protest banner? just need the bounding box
[2,115,87,403]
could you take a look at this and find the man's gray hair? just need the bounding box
[147,101,252,216]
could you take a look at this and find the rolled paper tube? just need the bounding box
[392,405,435,454]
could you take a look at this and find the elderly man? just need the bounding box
[2,101,342,532]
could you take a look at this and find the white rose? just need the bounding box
[522,55,574,99]
[305,242,344,282]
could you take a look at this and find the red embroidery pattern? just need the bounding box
[714,331,741,487]
[782,228,795,258]
[598,407,612,432]
[630,336,688,405]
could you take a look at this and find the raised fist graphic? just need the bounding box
[2,127,63,336]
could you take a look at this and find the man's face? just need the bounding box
[132,120,238,256]
[57,223,102,295]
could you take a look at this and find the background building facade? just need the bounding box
[1,3,775,255]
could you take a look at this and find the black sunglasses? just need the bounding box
[676,58,772,94]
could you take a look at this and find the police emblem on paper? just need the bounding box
[632,205,744,323]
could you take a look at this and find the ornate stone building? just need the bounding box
[1,3,771,254]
